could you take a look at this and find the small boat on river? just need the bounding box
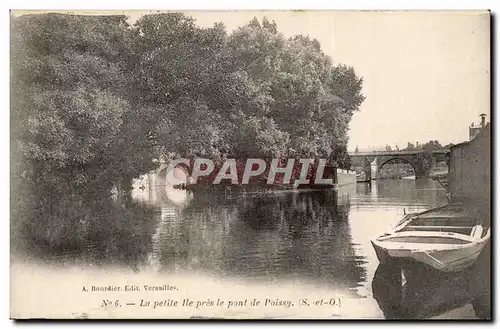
[371,203,490,272]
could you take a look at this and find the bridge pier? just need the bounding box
[371,158,378,180]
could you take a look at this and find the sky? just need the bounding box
[14,10,491,151]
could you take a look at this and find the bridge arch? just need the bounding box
[156,162,192,186]
[377,157,417,177]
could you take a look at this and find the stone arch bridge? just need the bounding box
[349,149,449,180]
[140,150,449,187]
[145,160,191,188]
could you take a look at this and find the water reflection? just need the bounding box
[372,245,491,320]
[146,189,366,294]
[14,178,464,318]
[13,199,159,272]
[371,264,403,319]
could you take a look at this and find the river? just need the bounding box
[11,178,485,319]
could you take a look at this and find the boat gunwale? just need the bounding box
[371,202,490,271]
[371,226,490,252]
[371,202,490,253]
[390,207,484,234]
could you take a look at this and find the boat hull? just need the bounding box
[371,203,491,272]
[371,237,488,272]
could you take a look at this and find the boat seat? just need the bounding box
[404,225,473,231]
[470,225,483,239]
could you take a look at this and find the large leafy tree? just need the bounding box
[11,13,365,196]
[10,13,141,197]
[10,13,143,247]
[224,18,364,168]
[11,12,366,247]
[128,14,240,160]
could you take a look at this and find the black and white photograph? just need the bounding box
[9,9,491,320]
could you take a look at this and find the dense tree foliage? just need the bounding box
[11,13,364,229]
[226,18,363,166]
[11,12,365,248]
[403,140,452,151]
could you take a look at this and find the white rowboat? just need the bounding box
[371,203,490,272]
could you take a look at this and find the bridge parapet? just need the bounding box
[349,149,449,157]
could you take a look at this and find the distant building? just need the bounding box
[469,113,488,141]
[449,122,490,222]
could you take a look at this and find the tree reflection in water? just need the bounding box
[151,188,367,291]
[13,197,159,272]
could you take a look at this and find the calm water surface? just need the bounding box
[138,179,447,284]
[134,179,449,317]
[17,179,469,319]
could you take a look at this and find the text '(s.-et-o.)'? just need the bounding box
[98,297,341,310]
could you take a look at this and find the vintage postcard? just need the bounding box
[9,9,491,320]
